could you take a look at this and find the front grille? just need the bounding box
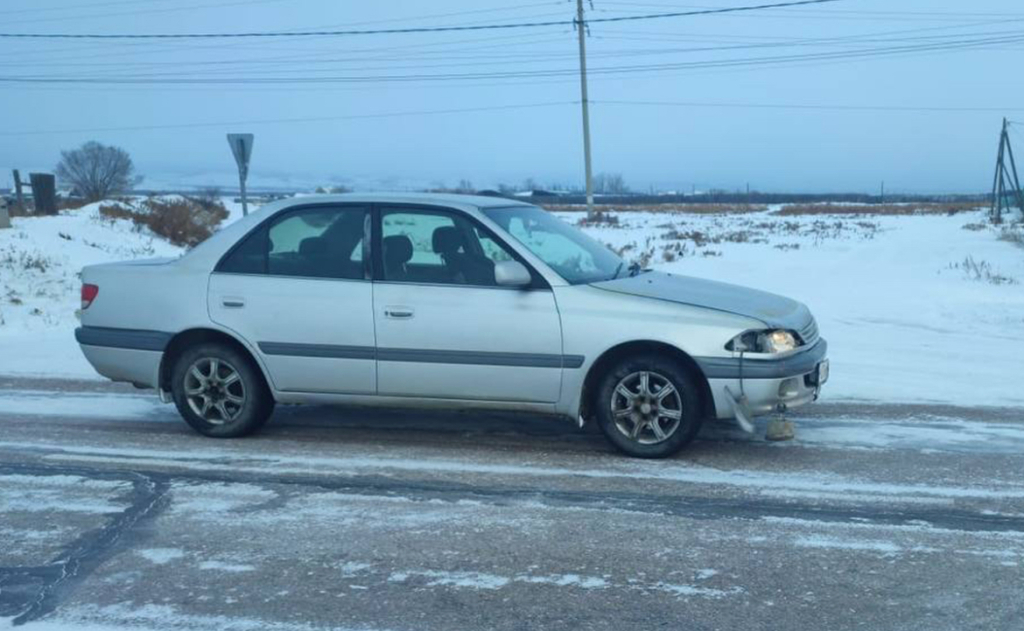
[798,317,819,346]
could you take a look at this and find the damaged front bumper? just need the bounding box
[699,339,829,429]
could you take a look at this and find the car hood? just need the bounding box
[592,271,812,330]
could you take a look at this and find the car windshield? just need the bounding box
[482,205,625,285]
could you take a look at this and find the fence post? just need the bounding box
[12,169,25,214]
[0,196,10,229]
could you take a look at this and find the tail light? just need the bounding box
[81,284,99,310]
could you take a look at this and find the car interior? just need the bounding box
[381,213,501,286]
[219,207,509,286]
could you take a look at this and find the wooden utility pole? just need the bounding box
[575,0,595,220]
[12,169,25,214]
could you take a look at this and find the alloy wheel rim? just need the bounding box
[184,357,245,425]
[610,370,683,445]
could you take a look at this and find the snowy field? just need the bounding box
[1,199,1022,408]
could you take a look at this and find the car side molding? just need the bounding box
[258,341,584,369]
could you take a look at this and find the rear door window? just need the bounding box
[218,205,368,280]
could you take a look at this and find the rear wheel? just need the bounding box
[171,343,274,438]
[594,355,703,458]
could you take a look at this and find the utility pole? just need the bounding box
[880,181,885,204]
[575,0,595,220]
[990,118,1024,223]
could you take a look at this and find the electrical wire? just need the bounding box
[597,99,1024,113]
[5,29,1019,84]
[0,0,840,39]
[0,101,578,137]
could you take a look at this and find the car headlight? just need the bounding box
[726,330,801,354]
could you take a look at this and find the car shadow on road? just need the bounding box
[248,403,778,460]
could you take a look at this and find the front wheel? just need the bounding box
[594,355,703,458]
[171,343,274,438]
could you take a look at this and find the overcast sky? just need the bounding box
[2,0,1024,194]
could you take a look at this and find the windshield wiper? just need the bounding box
[610,261,642,281]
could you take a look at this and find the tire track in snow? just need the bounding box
[3,459,1024,542]
[0,465,169,625]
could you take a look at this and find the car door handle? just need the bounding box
[384,306,414,319]
[221,296,246,308]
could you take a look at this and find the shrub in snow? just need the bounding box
[98,197,228,248]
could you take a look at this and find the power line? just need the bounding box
[598,2,1024,25]
[5,29,1019,85]
[0,0,840,39]
[2,0,299,28]
[0,101,578,137]
[18,25,1020,75]
[3,96,1014,139]
[1,1,560,27]
[598,99,1024,113]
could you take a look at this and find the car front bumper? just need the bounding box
[700,339,828,420]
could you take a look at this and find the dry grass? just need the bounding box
[949,255,1016,285]
[576,211,620,227]
[58,198,90,211]
[775,202,984,216]
[998,227,1024,248]
[543,203,767,215]
[99,196,228,247]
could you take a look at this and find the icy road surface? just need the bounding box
[1,377,1023,630]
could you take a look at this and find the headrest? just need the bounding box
[383,235,413,265]
[432,226,464,254]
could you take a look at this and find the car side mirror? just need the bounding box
[494,260,532,288]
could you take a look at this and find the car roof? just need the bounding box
[278,192,533,210]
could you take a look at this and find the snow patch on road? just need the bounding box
[136,548,185,565]
[0,473,129,514]
[198,560,256,573]
[794,535,901,554]
[7,602,391,631]
[386,569,734,596]
[0,390,172,421]
[8,439,1024,502]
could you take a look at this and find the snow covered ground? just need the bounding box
[1,200,1022,408]
[569,207,1024,407]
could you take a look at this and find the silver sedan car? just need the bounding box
[76,193,828,458]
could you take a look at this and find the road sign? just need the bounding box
[227,133,254,216]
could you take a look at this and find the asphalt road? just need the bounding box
[1,376,1023,631]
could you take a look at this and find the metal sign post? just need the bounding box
[227,133,254,216]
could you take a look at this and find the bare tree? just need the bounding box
[593,172,629,195]
[55,141,142,202]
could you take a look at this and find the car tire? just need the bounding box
[171,342,274,438]
[594,355,703,458]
